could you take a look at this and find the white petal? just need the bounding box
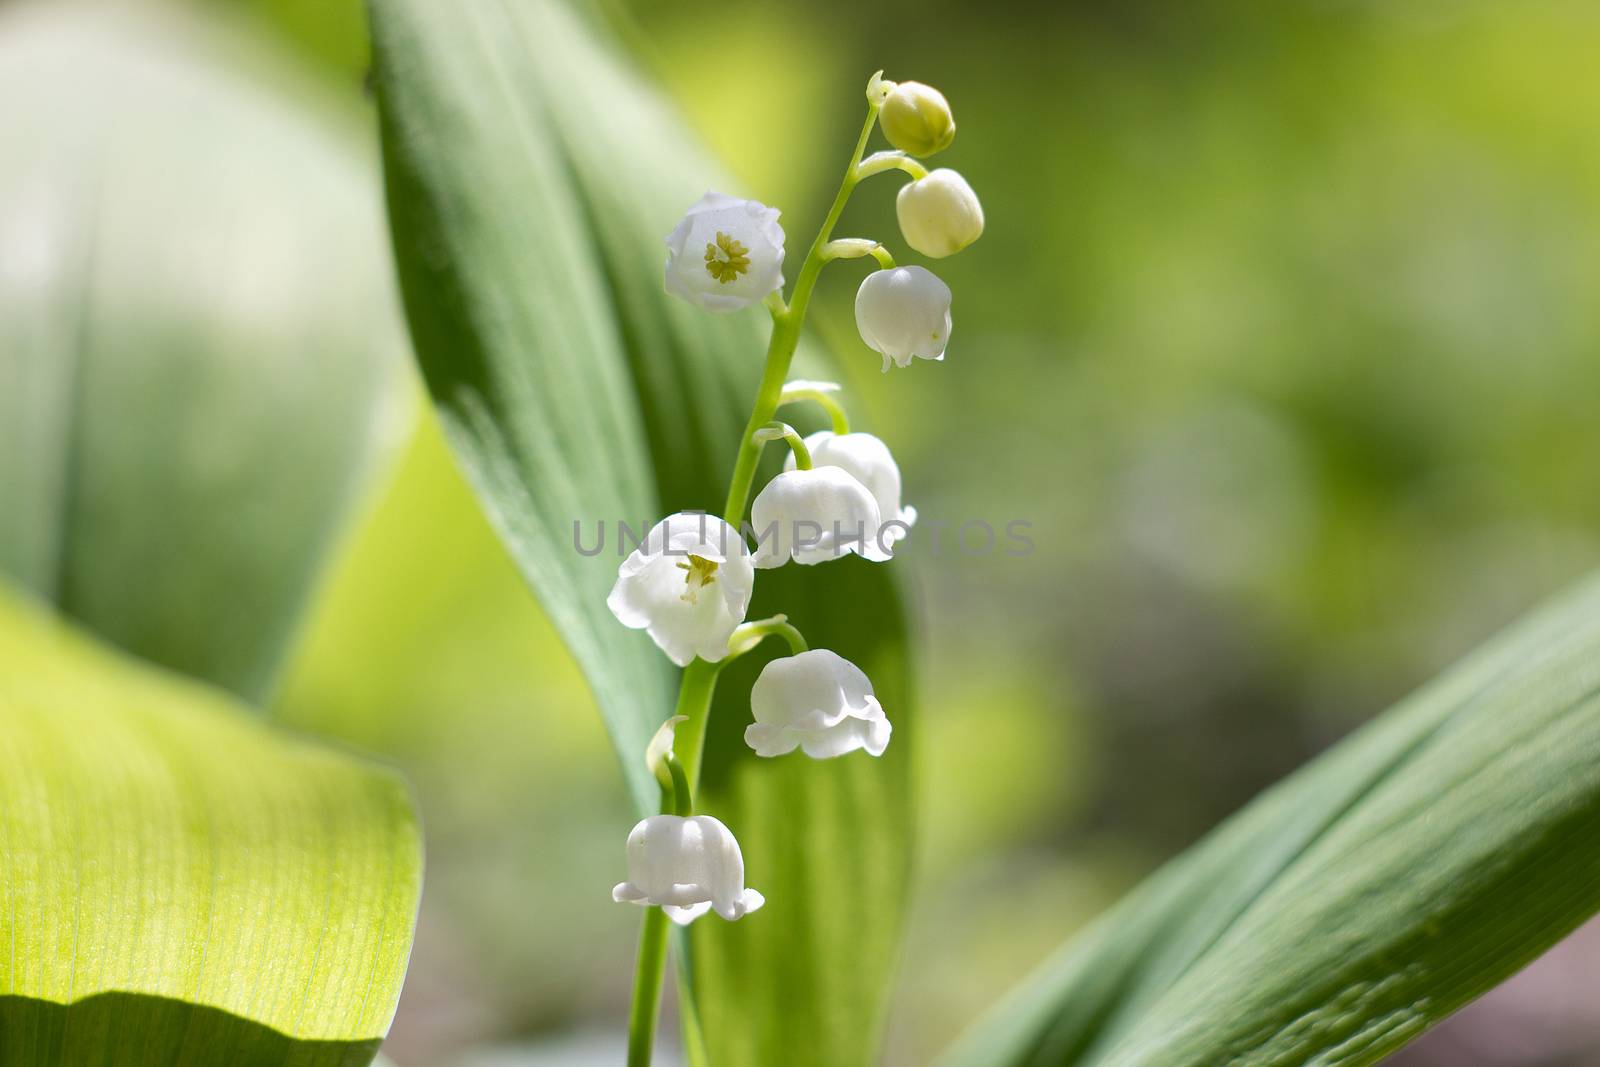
[863,715,893,757]
[744,722,795,757]
[855,266,952,369]
[608,513,754,664]
[798,713,891,759]
[787,432,912,544]
[664,902,713,925]
[747,650,891,760]
[719,888,764,921]
[749,467,890,568]
[613,814,762,921]
[663,191,785,313]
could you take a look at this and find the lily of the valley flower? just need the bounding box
[878,80,956,157]
[750,467,893,568]
[607,512,754,666]
[746,649,892,759]
[664,192,785,312]
[855,265,952,371]
[896,168,984,258]
[612,814,766,925]
[785,431,916,544]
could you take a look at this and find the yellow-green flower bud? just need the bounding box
[878,81,956,157]
[896,169,984,258]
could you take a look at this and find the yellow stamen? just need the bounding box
[675,554,720,603]
[704,232,751,284]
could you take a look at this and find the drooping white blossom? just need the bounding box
[878,81,955,157]
[607,512,754,666]
[745,649,892,759]
[749,467,893,568]
[612,814,766,925]
[855,265,952,371]
[785,432,916,544]
[664,192,785,312]
[896,168,984,258]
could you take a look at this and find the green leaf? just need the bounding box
[0,582,422,1066]
[366,1,912,1063]
[0,4,407,702]
[940,571,1600,1067]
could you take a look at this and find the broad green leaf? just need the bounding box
[0,582,421,1066]
[941,570,1600,1067]
[0,3,407,702]
[367,1,912,1063]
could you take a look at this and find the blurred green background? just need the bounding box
[10,0,1600,1063]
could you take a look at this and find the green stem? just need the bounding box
[729,615,810,658]
[721,101,881,527]
[820,237,880,261]
[754,421,812,470]
[624,659,718,1067]
[670,658,720,795]
[779,387,852,435]
[855,149,929,182]
[627,906,670,1067]
[626,93,881,1067]
[676,969,710,1067]
[664,754,692,817]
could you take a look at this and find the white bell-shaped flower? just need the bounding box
[896,168,984,259]
[785,432,916,544]
[746,649,892,759]
[855,266,952,371]
[664,191,785,312]
[613,814,765,925]
[749,467,893,568]
[607,512,754,666]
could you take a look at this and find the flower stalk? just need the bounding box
[779,383,852,435]
[719,101,881,528]
[616,65,981,1063]
[728,614,810,658]
[626,906,671,1067]
[753,422,813,470]
[855,149,929,182]
[623,97,882,1067]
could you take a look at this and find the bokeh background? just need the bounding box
[8,0,1600,1063]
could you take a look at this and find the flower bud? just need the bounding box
[854,265,952,371]
[645,715,688,788]
[746,649,892,759]
[878,81,955,157]
[896,169,983,258]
